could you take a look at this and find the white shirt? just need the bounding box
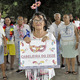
[30,32,55,40]
[0,27,5,45]
[48,21,64,39]
[59,23,76,46]
[14,24,31,42]
[0,18,4,27]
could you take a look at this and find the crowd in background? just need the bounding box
[0,12,80,80]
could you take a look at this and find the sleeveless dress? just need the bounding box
[25,32,55,80]
[60,23,78,58]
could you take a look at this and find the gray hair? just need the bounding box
[54,13,61,18]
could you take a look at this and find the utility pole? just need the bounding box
[35,0,38,13]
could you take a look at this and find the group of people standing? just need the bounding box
[0,11,80,80]
[0,12,30,80]
[49,13,80,75]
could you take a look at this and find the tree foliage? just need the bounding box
[0,0,80,21]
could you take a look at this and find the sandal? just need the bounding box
[3,76,8,80]
[65,71,72,74]
[72,71,77,75]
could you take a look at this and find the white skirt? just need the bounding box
[25,68,55,80]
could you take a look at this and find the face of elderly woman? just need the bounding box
[63,15,70,23]
[32,15,45,30]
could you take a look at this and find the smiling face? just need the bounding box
[5,18,11,26]
[32,15,45,31]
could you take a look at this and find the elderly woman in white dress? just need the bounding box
[58,14,79,75]
[24,12,56,80]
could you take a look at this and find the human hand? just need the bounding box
[24,37,31,44]
[42,36,49,42]
[4,46,7,54]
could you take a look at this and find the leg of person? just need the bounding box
[76,55,80,66]
[9,44,15,70]
[4,56,7,70]
[71,58,77,75]
[16,57,23,73]
[0,45,7,80]
[61,55,65,69]
[6,55,8,63]
[1,63,7,80]
[4,44,9,70]
[10,55,14,70]
[78,43,80,66]
[15,42,23,73]
[6,55,9,64]
[65,58,71,74]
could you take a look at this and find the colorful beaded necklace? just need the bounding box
[3,24,14,41]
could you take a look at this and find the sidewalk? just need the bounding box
[0,58,79,80]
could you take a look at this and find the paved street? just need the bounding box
[0,57,80,80]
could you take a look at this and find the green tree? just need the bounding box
[0,0,80,20]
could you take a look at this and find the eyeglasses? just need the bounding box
[33,19,44,23]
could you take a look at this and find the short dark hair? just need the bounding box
[29,12,49,32]
[5,16,10,19]
[4,16,11,25]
